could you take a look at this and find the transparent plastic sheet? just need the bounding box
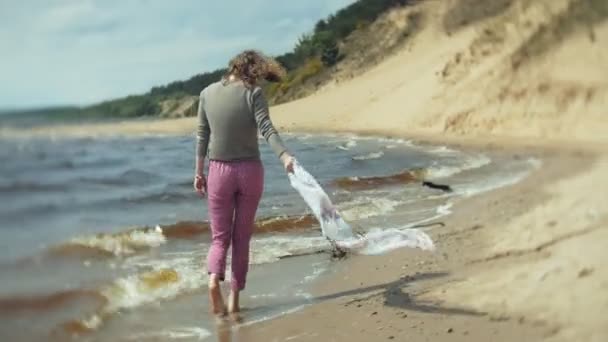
[288,161,435,255]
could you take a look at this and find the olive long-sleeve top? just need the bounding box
[196,80,288,161]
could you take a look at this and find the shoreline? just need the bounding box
[230,140,605,342]
[5,115,606,155]
[3,117,606,341]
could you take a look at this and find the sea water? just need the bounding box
[0,131,538,341]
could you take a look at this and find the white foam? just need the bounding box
[250,235,330,264]
[69,261,206,334]
[126,327,211,340]
[337,140,358,150]
[102,266,204,313]
[80,233,327,330]
[302,261,328,283]
[437,202,454,216]
[402,202,454,229]
[352,151,384,161]
[362,136,413,146]
[80,314,103,331]
[67,225,166,256]
[527,157,543,170]
[427,154,491,179]
[238,297,312,328]
[122,255,196,271]
[249,293,279,300]
[454,156,540,197]
[428,146,457,154]
[339,197,403,220]
[338,228,435,255]
[457,170,530,198]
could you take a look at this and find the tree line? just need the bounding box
[11,0,413,120]
[147,0,412,99]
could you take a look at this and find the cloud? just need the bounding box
[0,0,356,108]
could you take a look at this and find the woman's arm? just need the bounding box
[195,90,210,177]
[251,87,288,156]
[250,87,294,172]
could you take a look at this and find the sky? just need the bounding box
[0,0,356,109]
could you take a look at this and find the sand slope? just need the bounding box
[271,0,607,144]
[421,156,608,341]
[266,1,608,340]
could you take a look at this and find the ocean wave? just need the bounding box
[256,215,318,233]
[50,226,166,258]
[0,181,66,194]
[427,154,491,179]
[339,197,404,220]
[26,208,444,336]
[158,215,319,241]
[456,170,529,198]
[427,146,457,154]
[336,134,413,146]
[120,190,193,205]
[0,289,106,314]
[79,168,161,187]
[452,158,541,198]
[352,151,384,161]
[336,140,357,151]
[62,266,205,335]
[47,157,126,171]
[1,202,64,221]
[160,221,209,240]
[63,232,329,334]
[250,235,330,264]
[102,268,202,313]
[46,215,319,261]
[333,169,426,190]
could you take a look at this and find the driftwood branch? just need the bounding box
[422,181,453,193]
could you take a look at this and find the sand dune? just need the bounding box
[270,0,608,144]
[261,1,608,340]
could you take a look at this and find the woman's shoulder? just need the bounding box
[198,81,220,100]
[248,85,264,98]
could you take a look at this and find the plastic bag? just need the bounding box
[288,160,435,255]
[287,160,354,241]
[336,228,435,255]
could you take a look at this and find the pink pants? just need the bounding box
[206,159,264,291]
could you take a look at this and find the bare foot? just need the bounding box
[214,317,232,342]
[208,276,226,316]
[229,312,243,324]
[228,290,240,314]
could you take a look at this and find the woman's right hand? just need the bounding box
[280,153,295,174]
[193,174,207,196]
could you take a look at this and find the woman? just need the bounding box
[193,50,294,316]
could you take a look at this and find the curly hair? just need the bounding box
[225,50,286,87]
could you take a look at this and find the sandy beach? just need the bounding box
[229,144,606,342]
[233,0,608,337]
[230,1,608,338]
[2,0,606,341]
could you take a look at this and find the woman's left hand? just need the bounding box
[280,153,295,174]
[193,174,207,196]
